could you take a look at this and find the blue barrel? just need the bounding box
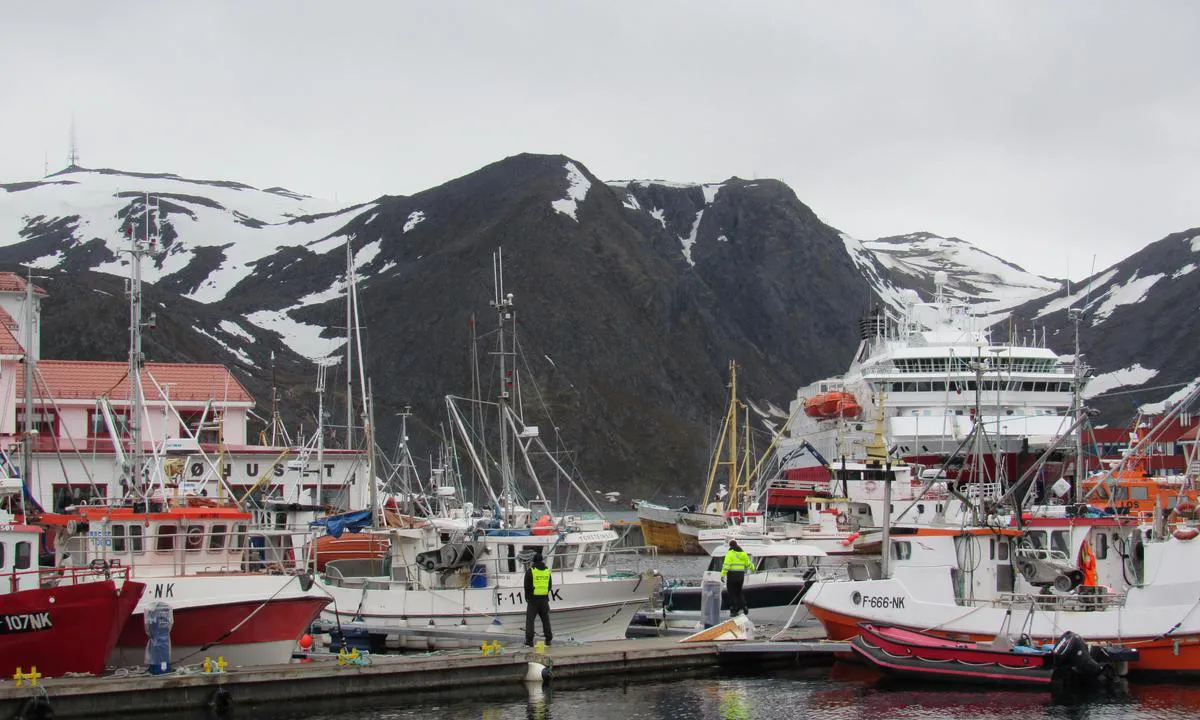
[470,564,488,588]
[144,601,174,674]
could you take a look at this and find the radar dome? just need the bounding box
[901,289,921,304]
[934,270,949,288]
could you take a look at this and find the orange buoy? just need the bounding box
[532,515,555,536]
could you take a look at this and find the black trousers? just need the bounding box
[726,570,747,616]
[525,595,552,645]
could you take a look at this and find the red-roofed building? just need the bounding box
[1083,414,1199,475]
[0,271,366,512]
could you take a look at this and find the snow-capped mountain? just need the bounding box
[3,156,1197,495]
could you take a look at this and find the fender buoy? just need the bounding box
[16,696,54,720]
[1173,527,1200,541]
[840,531,861,547]
[208,688,233,720]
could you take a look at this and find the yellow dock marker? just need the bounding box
[12,667,41,687]
[481,640,503,656]
[203,656,228,673]
[534,640,546,653]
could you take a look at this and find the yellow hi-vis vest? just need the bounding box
[721,549,754,576]
[531,567,551,596]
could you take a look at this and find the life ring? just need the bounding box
[208,688,233,720]
[863,480,878,493]
[1173,527,1200,541]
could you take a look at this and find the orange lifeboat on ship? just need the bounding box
[805,391,862,419]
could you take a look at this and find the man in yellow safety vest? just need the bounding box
[525,550,553,646]
[721,540,754,617]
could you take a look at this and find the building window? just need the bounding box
[178,411,222,444]
[16,409,58,438]
[87,409,130,439]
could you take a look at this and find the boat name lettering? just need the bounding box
[857,594,905,610]
[495,589,563,605]
[152,583,175,599]
[0,524,12,532]
[0,612,53,634]
[572,532,611,542]
[188,462,338,481]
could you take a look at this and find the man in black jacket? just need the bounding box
[524,550,553,646]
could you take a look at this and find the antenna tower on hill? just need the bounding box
[67,116,79,169]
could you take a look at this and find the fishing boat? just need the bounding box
[644,537,828,633]
[313,252,655,649]
[0,478,145,678]
[851,622,1133,691]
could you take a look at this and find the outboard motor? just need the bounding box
[1052,632,1101,674]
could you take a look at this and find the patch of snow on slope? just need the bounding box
[1082,364,1158,400]
[551,162,590,221]
[702,183,723,205]
[1190,235,1200,253]
[403,211,425,233]
[622,194,641,211]
[195,327,256,368]
[1036,269,1119,318]
[219,320,254,342]
[649,208,667,229]
[364,212,379,225]
[1140,377,1200,415]
[680,211,702,267]
[1173,264,1196,279]
[245,309,344,360]
[354,240,381,270]
[1089,273,1164,324]
[0,167,367,304]
[841,233,906,309]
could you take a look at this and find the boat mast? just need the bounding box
[490,251,516,524]
[126,195,158,496]
[1069,306,1085,504]
[725,360,738,513]
[21,268,36,492]
[344,240,355,450]
[315,360,327,509]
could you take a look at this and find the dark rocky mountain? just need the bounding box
[1010,227,1200,421]
[2,155,1195,500]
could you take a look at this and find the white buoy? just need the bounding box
[524,661,551,684]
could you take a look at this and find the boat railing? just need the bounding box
[6,563,133,593]
[968,588,1128,612]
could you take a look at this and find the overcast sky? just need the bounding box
[3,1,1197,280]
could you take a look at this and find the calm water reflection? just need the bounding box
[283,664,1199,720]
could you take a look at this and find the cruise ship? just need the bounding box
[773,271,1082,500]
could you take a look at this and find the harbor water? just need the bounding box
[264,665,1200,719]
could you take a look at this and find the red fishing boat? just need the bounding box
[0,482,145,678]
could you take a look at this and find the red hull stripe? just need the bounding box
[118,597,328,648]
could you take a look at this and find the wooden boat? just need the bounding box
[851,622,1134,690]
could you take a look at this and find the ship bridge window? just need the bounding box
[988,539,1010,561]
[209,524,228,551]
[1050,531,1069,557]
[0,543,5,568]
[580,543,602,570]
[892,541,912,560]
[707,557,724,572]
[1131,486,1149,501]
[112,524,126,552]
[233,524,248,550]
[156,525,178,552]
[918,382,932,392]
[760,555,799,571]
[1025,531,1047,550]
[15,541,31,570]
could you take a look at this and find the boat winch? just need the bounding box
[416,541,486,573]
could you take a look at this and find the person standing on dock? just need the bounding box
[721,540,754,617]
[525,550,554,646]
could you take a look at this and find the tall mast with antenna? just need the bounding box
[344,240,355,449]
[490,250,516,524]
[126,195,158,495]
[21,268,37,489]
[1069,306,1085,503]
[315,361,327,509]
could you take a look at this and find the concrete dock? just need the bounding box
[0,631,845,718]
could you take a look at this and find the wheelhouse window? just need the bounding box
[156,525,178,552]
[112,524,126,552]
[185,525,205,552]
[14,541,31,570]
[892,541,912,560]
[209,524,227,551]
